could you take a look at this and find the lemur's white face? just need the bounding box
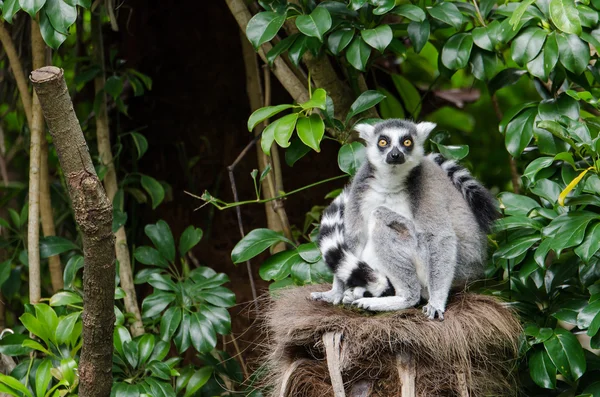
[355,120,436,171]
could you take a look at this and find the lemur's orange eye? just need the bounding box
[378,139,387,147]
[403,139,412,147]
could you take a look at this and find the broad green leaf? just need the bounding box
[287,35,309,67]
[327,28,354,55]
[273,113,299,148]
[19,0,45,17]
[297,242,321,263]
[488,68,528,95]
[407,20,429,54]
[338,141,366,176]
[392,4,425,21]
[301,88,327,110]
[247,104,294,131]
[378,86,405,119]
[105,76,123,100]
[201,304,231,335]
[392,74,421,118]
[179,226,203,256]
[39,236,79,258]
[577,300,600,330]
[511,28,547,66]
[509,0,536,27]
[492,216,544,233]
[259,250,304,281]
[141,175,165,209]
[556,33,590,75]
[361,25,392,53]
[131,132,148,160]
[372,0,394,15]
[35,358,52,397]
[55,312,80,345]
[261,118,277,155]
[113,325,132,358]
[346,36,371,71]
[21,313,48,344]
[190,312,217,353]
[523,157,554,181]
[141,291,175,318]
[550,0,582,34]
[198,286,236,307]
[530,349,557,389]
[231,228,293,263]
[505,108,537,157]
[50,291,82,306]
[428,2,464,28]
[2,0,21,23]
[183,367,213,397]
[246,12,285,49]
[148,273,177,291]
[44,0,76,34]
[174,313,191,353]
[531,179,562,204]
[39,8,68,49]
[441,33,474,70]
[543,212,598,250]
[296,114,324,152]
[266,34,297,65]
[35,304,58,340]
[494,234,540,259]
[144,220,175,263]
[63,254,83,287]
[295,7,332,41]
[0,334,31,356]
[433,142,469,161]
[575,222,600,262]
[285,137,312,166]
[472,25,496,51]
[22,339,53,356]
[470,49,500,81]
[544,328,586,381]
[113,209,127,233]
[349,0,367,10]
[137,334,155,365]
[134,246,169,268]
[578,4,599,27]
[0,373,33,397]
[558,167,593,206]
[345,90,385,123]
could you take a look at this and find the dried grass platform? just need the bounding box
[262,285,521,397]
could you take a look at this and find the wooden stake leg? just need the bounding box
[323,332,346,397]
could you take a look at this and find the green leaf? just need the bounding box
[296,114,324,152]
[345,90,385,123]
[173,313,191,353]
[492,215,544,233]
[378,87,405,119]
[530,349,557,389]
[556,33,590,75]
[198,286,236,307]
[273,113,299,148]
[0,334,31,356]
[371,0,394,15]
[441,33,474,70]
[575,222,600,262]
[505,108,537,157]
[183,367,213,397]
[137,334,155,365]
[141,291,175,318]
[201,304,231,335]
[488,68,527,95]
[544,328,586,381]
[141,175,165,209]
[63,254,83,287]
[295,7,332,41]
[261,119,277,155]
[148,273,177,291]
[550,0,582,35]
[44,0,76,34]
[472,25,496,51]
[246,11,285,48]
[0,373,33,397]
[578,4,599,27]
[259,250,304,281]
[577,300,600,330]
[285,137,312,166]
[231,228,293,263]
[50,291,82,306]
[346,36,371,71]
[287,35,309,67]
[39,236,79,258]
[509,0,536,28]
[470,49,500,81]
[407,20,429,54]
[190,312,217,353]
[20,314,49,345]
[494,234,540,259]
[2,0,21,23]
[428,2,464,28]
[361,25,392,53]
[131,132,148,160]
[301,88,327,110]
[105,76,123,100]
[297,242,321,263]
[511,28,547,66]
[179,226,203,256]
[338,141,366,176]
[35,358,52,397]
[266,34,297,65]
[39,9,67,49]
[349,0,367,10]
[248,104,294,132]
[392,74,421,118]
[433,142,469,161]
[55,312,80,345]
[19,0,45,17]
[144,220,175,262]
[134,246,169,268]
[524,157,554,181]
[543,212,598,250]
[327,28,354,55]
[392,4,425,21]
[498,193,540,216]
[22,339,53,356]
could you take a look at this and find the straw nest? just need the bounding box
[261,285,522,397]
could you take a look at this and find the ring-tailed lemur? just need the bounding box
[311,119,497,319]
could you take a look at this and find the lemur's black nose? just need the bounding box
[386,147,405,164]
[391,151,400,159]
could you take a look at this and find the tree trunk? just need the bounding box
[31,66,115,397]
[91,11,144,337]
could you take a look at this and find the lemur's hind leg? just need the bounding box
[353,206,421,311]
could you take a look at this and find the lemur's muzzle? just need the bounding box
[386,147,405,164]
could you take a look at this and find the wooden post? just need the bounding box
[323,332,346,397]
[456,372,469,397]
[278,359,309,397]
[397,352,416,397]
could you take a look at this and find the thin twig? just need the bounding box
[471,0,487,27]
[229,333,250,379]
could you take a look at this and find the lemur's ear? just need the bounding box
[354,123,375,140]
[415,122,436,143]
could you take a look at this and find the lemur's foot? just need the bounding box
[341,287,366,304]
[311,289,344,305]
[423,302,444,320]
[353,296,416,312]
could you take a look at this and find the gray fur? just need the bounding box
[312,119,494,320]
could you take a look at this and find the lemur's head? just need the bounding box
[355,119,436,170]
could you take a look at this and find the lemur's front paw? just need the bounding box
[342,287,366,304]
[311,290,344,305]
[423,303,444,320]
